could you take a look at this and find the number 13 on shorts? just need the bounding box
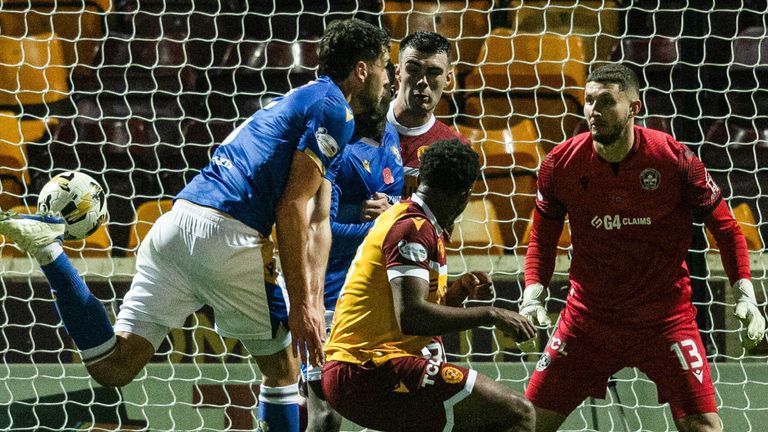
[671,339,704,371]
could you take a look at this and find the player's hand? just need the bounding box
[733,279,766,349]
[360,192,391,222]
[520,282,551,327]
[289,300,326,367]
[491,308,536,342]
[460,271,494,300]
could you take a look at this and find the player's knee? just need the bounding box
[676,413,721,432]
[508,396,536,432]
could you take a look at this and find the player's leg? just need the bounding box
[675,413,722,432]
[0,212,150,385]
[196,209,302,432]
[451,372,535,432]
[304,309,342,432]
[525,315,623,432]
[637,318,720,432]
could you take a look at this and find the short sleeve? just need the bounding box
[298,95,355,183]
[382,217,436,282]
[535,152,568,219]
[680,147,722,220]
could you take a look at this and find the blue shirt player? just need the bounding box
[0,18,392,432]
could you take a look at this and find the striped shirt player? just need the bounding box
[524,125,754,421]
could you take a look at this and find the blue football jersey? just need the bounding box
[177,76,355,236]
[324,123,403,309]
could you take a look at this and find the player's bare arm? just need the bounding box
[391,275,535,341]
[276,150,327,367]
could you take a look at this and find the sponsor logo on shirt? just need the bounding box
[398,240,428,262]
[315,127,339,157]
[591,214,652,230]
[421,358,443,387]
[640,168,661,190]
[211,156,233,169]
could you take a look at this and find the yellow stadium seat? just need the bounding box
[126,199,174,256]
[2,205,112,257]
[0,111,52,209]
[519,208,572,254]
[470,174,537,251]
[0,32,69,106]
[706,202,764,252]
[448,197,506,255]
[382,0,492,74]
[0,0,110,68]
[464,28,588,105]
[462,93,580,152]
[456,121,542,175]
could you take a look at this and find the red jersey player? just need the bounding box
[385,31,470,199]
[521,64,766,432]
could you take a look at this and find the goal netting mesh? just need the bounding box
[0,0,766,430]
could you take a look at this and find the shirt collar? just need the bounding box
[387,102,436,137]
[411,192,443,236]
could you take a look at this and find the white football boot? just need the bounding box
[0,210,65,256]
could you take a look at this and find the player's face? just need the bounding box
[584,82,634,146]
[396,47,452,116]
[358,49,392,114]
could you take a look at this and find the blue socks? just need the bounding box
[41,250,116,362]
[257,383,300,432]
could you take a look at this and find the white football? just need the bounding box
[37,171,108,240]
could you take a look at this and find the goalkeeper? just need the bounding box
[521,64,766,432]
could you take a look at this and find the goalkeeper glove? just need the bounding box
[520,282,551,327]
[733,279,766,349]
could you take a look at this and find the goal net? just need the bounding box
[0,0,766,430]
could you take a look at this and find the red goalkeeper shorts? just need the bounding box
[322,357,476,431]
[526,307,717,419]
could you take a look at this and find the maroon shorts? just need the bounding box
[526,310,717,419]
[322,357,476,431]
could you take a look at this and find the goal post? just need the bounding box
[0,1,766,430]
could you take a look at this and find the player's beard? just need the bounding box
[592,116,629,146]
[353,86,392,141]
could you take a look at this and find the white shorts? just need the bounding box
[114,200,291,356]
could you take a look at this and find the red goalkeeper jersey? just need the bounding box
[532,126,723,326]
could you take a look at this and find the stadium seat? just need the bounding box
[0,112,51,209]
[126,199,174,256]
[0,32,69,107]
[1,205,112,257]
[448,197,505,255]
[705,202,764,252]
[472,174,537,252]
[0,1,109,69]
[508,1,620,62]
[381,0,492,74]
[462,93,580,152]
[455,121,542,176]
[519,208,572,254]
[464,28,588,105]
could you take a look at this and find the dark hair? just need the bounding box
[420,139,480,192]
[586,64,640,96]
[318,18,390,83]
[399,31,451,62]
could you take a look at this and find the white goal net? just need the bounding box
[0,0,766,430]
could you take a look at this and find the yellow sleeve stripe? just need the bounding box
[303,147,326,176]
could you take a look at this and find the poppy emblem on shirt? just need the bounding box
[640,168,660,191]
[383,167,394,184]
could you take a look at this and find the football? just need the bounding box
[37,171,108,240]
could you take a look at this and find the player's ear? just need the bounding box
[354,60,368,84]
[629,99,642,118]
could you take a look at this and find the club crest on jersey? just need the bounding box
[640,168,660,190]
[315,127,339,157]
[398,240,428,262]
[441,366,464,384]
[536,352,552,371]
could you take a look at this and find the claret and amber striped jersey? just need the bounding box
[324,193,448,366]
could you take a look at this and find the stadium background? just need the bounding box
[0,0,766,430]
